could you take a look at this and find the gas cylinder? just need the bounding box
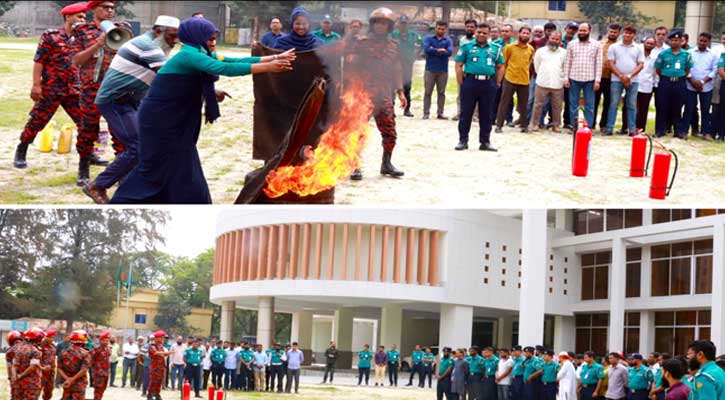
[57,124,74,154]
[182,380,191,400]
[629,134,651,177]
[207,385,215,400]
[649,150,678,200]
[38,121,56,152]
[572,120,592,177]
[215,389,224,400]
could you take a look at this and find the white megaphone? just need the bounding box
[100,20,132,50]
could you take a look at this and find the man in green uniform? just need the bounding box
[523,346,544,399]
[436,347,454,400]
[422,347,436,388]
[407,345,424,387]
[312,15,341,44]
[481,347,499,398]
[687,340,725,400]
[237,343,253,391]
[184,340,204,398]
[541,350,559,400]
[579,351,604,400]
[454,22,504,152]
[392,15,420,117]
[454,19,479,121]
[357,345,372,386]
[627,353,652,400]
[268,344,285,392]
[510,345,526,400]
[468,346,485,399]
[209,342,225,389]
[387,344,401,386]
[654,30,693,138]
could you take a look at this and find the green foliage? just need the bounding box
[154,291,193,336]
[0,1,15,17]
[226,1,298,28]
[52,0,135,19]
[578,1,661,33]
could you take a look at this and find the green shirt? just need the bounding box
[392,29,421,64]
[387,350,400,363]
[160,44,260,76]
[654,48,693,78]
[412,350,424,364]
[422,353,435,364]
[358,350,372,368]
[311,29,341,44]
[454,41,504,76]
[438,355,454,375]
[469,354,485,374]
[238,349,253,363]
[580,363,605,385]
[692,360,725,400]
[493,37,516,48]
[512,355,525,377]
[210,348,225,364]
[718,53,725,68]
[484,355,499,377]
[523,357,543,381]
[541,360,560,383]
[650,365,663,388]
[269,349,284,365]
[628,365,653,390]
[459,35,476,48]
[184,348,203,365]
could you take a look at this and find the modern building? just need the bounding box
[210,209,725,368]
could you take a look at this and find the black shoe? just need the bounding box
[455,142,468,151]
[89,153,109,166]
[77,157,91,187]
[601,130,613,136]
[480,143,498,152]
[13,142,29,169]
[404,110,414,117]
[422,114,429,120]
[506,122,515,128]
[521,127,529,133]
[380,152,404,177]
[375,383,378,386]
[654,132,665,138]
[494,127,503,133]
[406,383,412,386]
[350,168,363,181]
[437,115,448,120]
[452,115,459,121]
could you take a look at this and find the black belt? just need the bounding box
[465,73,494,80]
[630,388,648,393]
[664,76,685,82]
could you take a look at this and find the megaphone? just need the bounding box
[100,20,132,50]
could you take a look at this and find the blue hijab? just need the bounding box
[273,6,323,51]
[178,18,222,123]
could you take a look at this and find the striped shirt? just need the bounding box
[564,39,603,83]
[95,31,168,105]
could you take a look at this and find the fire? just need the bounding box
[263,80,374,198]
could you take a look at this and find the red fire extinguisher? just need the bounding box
[629,134,653,177]
[649,145,679,200]
[208,385,215,400]
[572,118,592,177]
[182,379,191,400]
[215,389,225,400]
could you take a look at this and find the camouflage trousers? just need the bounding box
[371,96,397,153]
[20,89,83,144]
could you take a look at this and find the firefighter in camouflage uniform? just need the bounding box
[89,332,112,400]
[148,330,171,400]
[58,330,91,400]
[11,327,45,400]
[40,329,58,400]
[13,2,88,171]
[6,330,24,400]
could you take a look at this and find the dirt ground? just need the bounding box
[1,39,724,206]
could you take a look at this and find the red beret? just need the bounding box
[61,2,88,15]
[45,329,59,337]
[87,0,113,9]
[153,330,166,338]
[100,332,111,340]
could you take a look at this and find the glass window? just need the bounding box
[548,0,567,12]
[671,209,692,221]
[625,328,640,355]
[588,210,604,233]
[653,209,671,224]
[575,211,587,235]
[626,262,641,298]
[581,268,594,300]
[654,309,710,355]
[655,311,674,326]
[606,209,624,231]
[594,266,609,299]
[650,240,713,296]
[651,260,670,296]
[670,258,691,295]
[696,209,717,217]
[581,252,609,300]
[575,313,608,354]
[695,256,713,294]
[694,239,713,255]
[654,328,674,353]
[625,209,643,228]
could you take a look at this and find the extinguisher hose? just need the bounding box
[644,135,653,176]
[667,149,678,196]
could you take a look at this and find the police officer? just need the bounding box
[184,339,204,398]
[421,347,435,388]
[387,344,401,386]
[688,340,725,400]
[406,344,424,387]
[13,2,87,170]
[392,15,420,118]
[482,347,499,399]
[541,350,559,400]
[510,346,525,400]
[357,345,373,386]
[626,353,652,400]
[268,343,285,392]
[579,351,604,400]
[654,30,693,138]
[58,330,91,400]
[468,346,485,399]
[522,346,543,400]
[436,347,454,400]
[454,22,504,152]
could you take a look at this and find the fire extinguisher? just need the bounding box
[649,145,679,200]
[629,134,653,177]
[208,385,215,400]
[572,118,592,177]
[215,389,225,400]
[182,379,191,400]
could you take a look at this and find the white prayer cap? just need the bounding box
[154,15,180,29]
[559,352,570,359]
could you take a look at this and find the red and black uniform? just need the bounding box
[89,345,111,399]
[40,342,57,400]
[71,20,123,158]
[20,27,84,145]
[12,341,42,400]
[147,343,166,398]
[59,344,90,400]
[6,342,19,399]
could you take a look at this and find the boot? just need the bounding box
[77,157,90,187]
[13,141,29,169]
[380,152,404,177]
[90,153,109,166]
[350,168,363,181]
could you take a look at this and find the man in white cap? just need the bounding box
[83,15,180,204]
[556,352,577,400]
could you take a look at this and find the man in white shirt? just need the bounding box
[496,348,514,400]
[530,31,567,132]
[122,336,139,388]
[637,37,658,132]
[224,341,239,390]
[170,336,187,390]
[684,32,719,139]
[605,24,644,136]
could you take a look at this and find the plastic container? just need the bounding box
[57,123,74,154]
[38,121,56,153]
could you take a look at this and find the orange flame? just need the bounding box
[263,80,374,198]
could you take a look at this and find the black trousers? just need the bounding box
[202,369,210,390]
[323,363,335,383]
[270,365,284,392]
[458,76,497,145]
[358,367,371,385]
[185,364,201,395]
[211,363,224,389]
[563,87,571,127]
[388,362,398,386]
[437,375,452,400]
[636,91,653,132]
[655,78,687,135]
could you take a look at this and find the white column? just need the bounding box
[220,301,235,341]
[684,1,714,44]
[640,246,652,298]
[642,209,653,226]
[639,311,655,355]
[554,210,573,231]
[256,296,275,349]
[553,316,576,354]
[380,304,403,348]
[608,238,626,352]
[439,304,473,350]
[334,307,355,369]
[711,222,725,351]
[519,210,547,346]
[497,316,514,349]
[291,311,313,349]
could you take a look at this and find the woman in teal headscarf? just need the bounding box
[111,18,295,204]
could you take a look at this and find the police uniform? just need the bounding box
[209,347,225,389]
[627,363,652,400]
[541,358,560,400]
[268,348,285,392]
[522,353,544,400]
[7,340,20,400]
[357,349,373,385]
[391,16,420,116]
[238,347,254,391]
[59,344,90,400]
[422,351,435,388]
[386,348,400,386]
[510,351,526,400]
[469,353,485,399]
[654,31,693,138]
[455,40,504,150]
[408,349,424,386]
[13,341,43,400]
[184,347,204,396]
[579,362,604,400]
[691,360,725,400]
[436,353,454,400]
[89,344,111,400]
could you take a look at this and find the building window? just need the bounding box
[575,313,608,355]
[696,209,725,217]
[654,310,711,355]
[651,239,713,296]
[581,251,610,300]
[134,314,147,324]
[624,312,640,355]
[626,248,641,298]
[653,209,692,224]
[512,321,519,346]
[575,209,642,235]
[548,0,567,11]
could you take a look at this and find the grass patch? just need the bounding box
[36,172,77,187]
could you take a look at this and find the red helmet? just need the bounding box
[7,330,23,345]
[45,329,59,338]
[24,327,47,341]
[152,330,166,338]
[70,330,88,345]
[99,331,111,340]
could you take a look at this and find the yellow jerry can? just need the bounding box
[57,123,74,154]
[38,121,56,153]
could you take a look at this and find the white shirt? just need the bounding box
[651,44,669,88]
[202,346,212,370]
[533,45,567,89]
[123,342,139,359]
[170,343,187,365]
[687,47,719,92]
[496,357,514,385]
[638,48,658,93]
[557,360,578,400]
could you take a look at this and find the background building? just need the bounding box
[210,208,725,368]
[509,1,676,30]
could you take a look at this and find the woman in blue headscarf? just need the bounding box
[111,18,295,204]
[273,6,323,51]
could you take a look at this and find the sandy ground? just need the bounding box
[1,42,724,206]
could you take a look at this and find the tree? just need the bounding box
[226,1,297,29]
[0,1,15,17]
[154,291,193,336]
[52,0,135,19]
[578,1,661,34]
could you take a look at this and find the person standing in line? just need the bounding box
[223,341,238,390]
[687,340,725,399]
[523,346,544,400]
[321,341,337,384]
[201,340,212,390]
[108,335,120,388]
[529,31,567,133]
[169,336,186,391]
[491,23,516,127]
[436,347,454,400]
[605,24,644,136]
[210,341,226,390]
[495,26,535,133]
[715,37,725,141]
[39,329,57,400]
[163,335,171,390]
[510,346,525,400]
[89,332,112,400]
[374,345,388,386]
[237,342,253,391]
[407,345,425,387]
[387,344,401,387]
[147,331,171,400]
[58,331,90,400]
[392,15,420,118]
[481,347,500,399]
[661,359,690,400]
[605,352,628,400]
[564,22,603,129]
[251,344,267,392]
[121,336,139,388]
[422,21,453,120]
[451,349,470,400]
[268,343,285,392]
[454,19,479,121]
[651,26,671,132]
[134,337,146,391]
[683,32,719,140]
[261,17,285,48]
[540,350,560,400]
[285,342,303,394]
[422,346,436,388]
[654,30,693,139]
[183,339,204,398]
[579,351,604,400]
[627,353,653,400]
[593,24,622,133]
[561,21,579,130]
[496,348,514,400]
[556,352,577,400]
[527,22,558,128]
[357,344,373,386]
[636,37,657,133]
[312,15,341,44]
[468,346,485,400]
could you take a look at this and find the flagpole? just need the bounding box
[124,260,133,333]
